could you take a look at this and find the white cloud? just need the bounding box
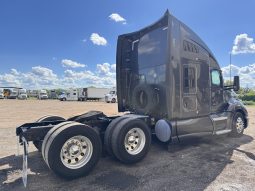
[61,59,86,68]
[0,67,59,89]
[90,33,107,46]
[97,63,116,77]
[221,63,255,87]
[232,33,255,54]
[10,69,19,75]
[32,66,57,79]
[111,64,116,71]
[109,13,127,24]
[0,63,116,89]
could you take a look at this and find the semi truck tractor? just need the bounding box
[18,89,28,100]
[16,11,248,186]
[105,89,117,103]
[0,88,4,99]
[38,89,48,100]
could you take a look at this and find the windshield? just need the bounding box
[109,91,115,94]
[40,93,47,95]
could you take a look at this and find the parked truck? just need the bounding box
[59,88,111,101]
[59,89,77,101]
[18,89,28,100]
[83,87,111,101]
[0,88,4,99]
[38,89,48,100]
[6,88,18,99]
[105,88,117,103]
[16,11,248,187]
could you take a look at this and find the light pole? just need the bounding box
[229,52,232,83]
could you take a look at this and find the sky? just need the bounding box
[0,0,255,89]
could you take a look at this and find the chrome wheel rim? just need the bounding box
[236,117,244,134]
[60,135,93,169]
[124,128,146,155]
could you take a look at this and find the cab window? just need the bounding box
[211,70,221,86]
[183,65,196,93]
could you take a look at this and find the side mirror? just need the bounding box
[233,76,240,91]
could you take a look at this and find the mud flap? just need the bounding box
[21,137,28,187]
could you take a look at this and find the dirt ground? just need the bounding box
[0,100,254,191]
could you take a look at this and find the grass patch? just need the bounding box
[243,100,255,106]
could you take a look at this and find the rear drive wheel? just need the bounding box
[230,112,245,137]
[111,118,151,164]
[43,122,102,179]
[104,116,129,156]
[111,98,116,103]
[33,116,65,151]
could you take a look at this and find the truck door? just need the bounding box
[210,69,224,113]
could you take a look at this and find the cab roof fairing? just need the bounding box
[118,10,219,67]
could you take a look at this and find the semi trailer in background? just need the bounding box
[16,10,248,187]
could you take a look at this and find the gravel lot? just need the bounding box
[0,100,254,191]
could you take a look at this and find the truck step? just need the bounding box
[215,129,232,135]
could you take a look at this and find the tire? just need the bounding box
[63,98,67,101]
[104,116,130,156]
[131,84,159,114]
[33,116,65,152]
[111,118,151,164]
[111,98,116,103]
[230,112,245,137]
[43,122,102,179]
[42,121,73,160]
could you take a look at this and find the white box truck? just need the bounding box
[59,89,78,101]
[59,88,110,101]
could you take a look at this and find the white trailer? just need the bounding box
[18,89,28,100]
[84,87,111,101]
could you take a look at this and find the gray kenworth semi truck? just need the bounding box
[16,10,248,186]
